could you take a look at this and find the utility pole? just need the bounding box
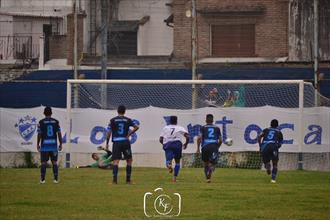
[73,0,78,108]
[101,0,109,109]
[191,0,198,109]
[314,0,319,106]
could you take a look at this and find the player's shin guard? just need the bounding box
[52,164,58,180]
[174,164,180,177]
[272,167,278,180]
[113,165,118,183]
[126,165,132,182]
[41,163,46,181]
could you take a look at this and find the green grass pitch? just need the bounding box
[1,168,329,220]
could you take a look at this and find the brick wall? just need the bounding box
[173,0,289,59]
[67,13,85,65]
[49,35,67,59]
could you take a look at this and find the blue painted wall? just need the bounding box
[1,67,329,108]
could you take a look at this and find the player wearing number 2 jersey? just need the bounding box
[197,114,222,183]
[258,119,283,183]
[159,116,189,183]
[37,107,62,184]
[106,105,139,184]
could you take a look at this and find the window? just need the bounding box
[212,24,255,57]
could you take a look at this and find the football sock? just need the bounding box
[204,166,208,178]
[41,163,46,181]
[52,164,58,180]
[126,165,132,182]
[272,167,278,180]
[174,164,180,177]
[113,165,118,183]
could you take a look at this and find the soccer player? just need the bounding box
[76,148,113,169]
[37,106,62,184]
[258,119,283,183]
[159,116,189,183]
[197,114,222,183]
[106,105,139,184]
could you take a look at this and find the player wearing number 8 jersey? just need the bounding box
[159,116,189,183]
[37,107,62,184]
[258,119,283,183]
[106,105,139,184]
[197,114,222,183]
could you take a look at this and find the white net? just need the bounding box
[68,80,330,170]
[70,80,330,109]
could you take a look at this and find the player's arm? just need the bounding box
[257,131,265,151]
[37,123,41,151]
[57,123,63,151]
[196,135,202,154]
[106,130,112,151]
[127,124,139,138]
[277,132,284,149]
[183,133,189,149]
[159,136,164,145]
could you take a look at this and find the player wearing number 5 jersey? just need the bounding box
[197,114,222,183]
[258,119,283,183]
[159,116,189,183]
[106,105,139,184]
[37,107,62,184]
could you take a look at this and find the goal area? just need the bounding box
[66,80,330,171]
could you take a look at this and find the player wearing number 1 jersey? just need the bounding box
[159,116,189,183]
[106,105,139,184]
[37,107,62,184]
[197,114,222,183]
[258,119,283,183]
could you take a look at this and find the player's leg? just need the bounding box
[172,144,182,182]
[262,147,271,175]
[201,146,212,182]
[50,151,59,183]
[209,144,219,174]
[112,142,122,184]
[122,141,133,184]
[270,148,279,183]
[164,146,174,173]
[40,152,49,183]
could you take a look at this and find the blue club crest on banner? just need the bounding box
[15,115,37,142]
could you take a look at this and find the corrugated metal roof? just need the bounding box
[0,11,65,18]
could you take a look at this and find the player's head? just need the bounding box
[271,119,279,128]
[206,114,213,124]
[44,106,52,117]
[170,116,177,125]
[92,153,99,161]
[117,105,126,115]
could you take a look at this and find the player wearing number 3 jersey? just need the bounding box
[37,106,62,184]
[106,105,139,184]
[258,119,283,183]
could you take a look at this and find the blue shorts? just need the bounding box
[163,141,183,162]
[40,151,58,162]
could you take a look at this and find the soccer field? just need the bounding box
[0,168,329,220]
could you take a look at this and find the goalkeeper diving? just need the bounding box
[76,146,113,169]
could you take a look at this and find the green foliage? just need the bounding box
[23,152,38,168]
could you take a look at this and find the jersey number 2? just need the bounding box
[208,128,214,138]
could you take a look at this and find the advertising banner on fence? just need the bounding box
[1,106,329,153]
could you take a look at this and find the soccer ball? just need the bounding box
[225,138,233,146]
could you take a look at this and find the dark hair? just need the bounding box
[206,114,213,123]
[117,105,126,114]
[170,116,177,125]
[271,119,279,128]
[44,106,52,116]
